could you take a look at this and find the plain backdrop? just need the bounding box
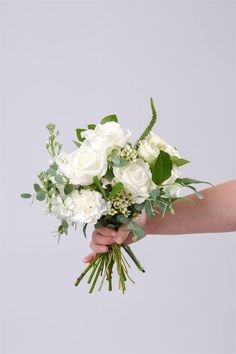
[0,1,235,354]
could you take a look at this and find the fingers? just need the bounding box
[115,226,131,245]
[89,240,109,254]
[92,232,115,246]
[95,227,117,237]
[83,252,97,263]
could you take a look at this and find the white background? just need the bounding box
[1,1,236,354]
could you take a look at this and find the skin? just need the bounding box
[83,179,236,263]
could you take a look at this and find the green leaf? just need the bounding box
[100,114,118,125]
[104,167,114,182]
[47,167,57,176]
[93,176,107,199]
[20,193,32,199]
[109,182,124,200]
[133,202,145,211]
[112,157,128,167]
[36,190,46,201]
[82,223,88,238]
[170,156,190,167]
[150,188,160,199]
[175,178,213,187]
[64,184,73,195]
[152,150,173,185]
[87,124,96,130]
[34,183,41,192]
[116,214,130,224]
[62,219,69,229]
[55,174,64,184]
[76,128,86,142]
[73,140,81,148]
[50,162,58,171]
[145,199,156,217]
[122,221,145,240]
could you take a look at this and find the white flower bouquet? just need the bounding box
[21,98,211,293]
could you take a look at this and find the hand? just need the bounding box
[83,212,148,263]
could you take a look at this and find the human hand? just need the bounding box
[83,212,148,263]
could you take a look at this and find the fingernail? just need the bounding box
[111,231,116,237]
[116,237,123,245]
[101,247,107,252]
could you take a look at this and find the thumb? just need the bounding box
[115,224,131,245]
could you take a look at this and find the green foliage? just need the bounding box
[104,167,115,182]
[170,156,190,167]
[145,199,156,217]
[133,202,145,211]
[176,178,213,186]
[73,140,81,148]
[36,190,46,201]
[152,150,173,185]
[55,174,64,184]
[33,183,41,192]
[87,124,96,130]
[64,184,73,195]
[100,115,118,125]
[82,223,88,238]
[135,97,157,147]
[122,221,145,241]
[111,149,128,167]
[46,123,62,157]
[21,193,32,199]
[116,214,130,224]
[93,176,107,199]
[109,182,124,200]
[76,128,86,142]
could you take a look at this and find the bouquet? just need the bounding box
[21,98,210,293]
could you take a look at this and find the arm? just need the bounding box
[83,179,236,263]
[147,179,236,235]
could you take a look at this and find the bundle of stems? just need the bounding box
[74,243,145,293]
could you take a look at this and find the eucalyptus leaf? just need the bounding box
[20,193,32,199]
[34,183,41,192]
[116,214,130,224]
[47,167,57,176]
[36,190,46,201]
[62,219,69,229]
[145,199,156,217]
[133,202,145,211]
[55,174,64,184]
[64,184,73,195]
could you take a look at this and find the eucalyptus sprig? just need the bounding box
[46,123,62,157]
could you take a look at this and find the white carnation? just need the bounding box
[138,132,180,163]
[56,146,107,186]
[82,122,131,155]
[113,158,155,203]
[48,189,110,225]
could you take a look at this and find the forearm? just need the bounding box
[146,179,236,235]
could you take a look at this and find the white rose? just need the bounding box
[68,189,111,224]
[113,158,155,203]
[162,166,183,196]
[138,132,180,163]
[56,146,107,186]
[82,122,131,155]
